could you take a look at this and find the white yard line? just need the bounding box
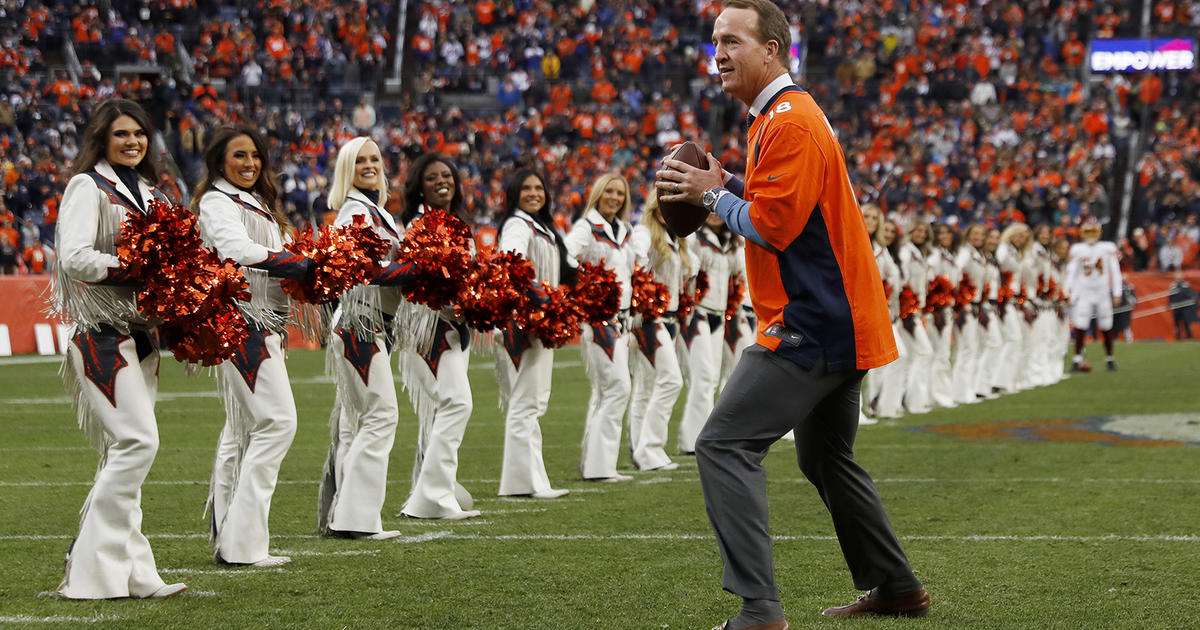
[159,568,290,575]
[270,549,381,557]
[7,477,1200,488]
[5,532,1200,544]
[394,519,493,527]
[0,356,64,366]
[0,615,121,623]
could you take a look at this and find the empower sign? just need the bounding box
[1090,38,1195,72]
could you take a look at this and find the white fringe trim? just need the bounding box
[494,331,514,413]
[315,400,342,534]
[203,369,253,551]
[528,235,560,285]
[394,300,439,357]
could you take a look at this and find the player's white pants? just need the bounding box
[678,312,723,453]
[1071,293,1114,331]
[952,309,981,404]
[899,315,934,413]
[319,329,398,533]
[210,331,297,564]
[628,319,681,470]
[925,309,956,407]
[975,304,1004,396]
[59,327,168,599]
[579,321,631,479]
[992,305,1025,393]
[497,338,556,495]
[875,320,908,417]
[401,324,474,517]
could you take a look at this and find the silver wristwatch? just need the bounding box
[702,187,727,213]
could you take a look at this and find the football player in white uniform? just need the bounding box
[1064,219,1122,371]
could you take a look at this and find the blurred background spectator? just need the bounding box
[0,0,1196,276]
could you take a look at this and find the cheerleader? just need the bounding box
[925,224,960,408]
[195,125,314,567]
[496,168,574,497]
[628,196,687,471]
[952,224,987,405]
[898,221,934,414]
[976,228,1004,399]
[53,99,186,599]
[564,173,634,482]
[719,242,754,392]
[1025,224,1056,386]
[1048,238,1073,382]
[398,153,481,519]
[316,137,412,538]
[678,214,734,454]
[994,223,1031,393]
[868,213,906,419]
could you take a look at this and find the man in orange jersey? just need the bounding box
[655,1,928,627]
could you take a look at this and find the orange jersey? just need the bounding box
[743,86,897,371]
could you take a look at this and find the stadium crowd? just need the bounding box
[1,0,1198,276]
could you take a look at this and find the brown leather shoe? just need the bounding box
[711,620,789,630]
[821,587,930,617]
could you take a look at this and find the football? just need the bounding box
[657,141,710,237]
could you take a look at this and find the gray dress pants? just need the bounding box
[696,346,919,600]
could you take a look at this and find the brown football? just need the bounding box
[657,141,710,237]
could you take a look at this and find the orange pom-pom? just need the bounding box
[630,265,670,319]
[454,250,536,331]
[725,274,747,321]
[570,261,621,325]
[280,216,389,304]
[115,198,251,364]
[398,208,472,310]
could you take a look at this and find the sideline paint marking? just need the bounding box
[159,568,289,575]
[395,519,492,527]
[395,531,457,544]
[7,477,1200,492]
[7,391,221,405]
[5,532,1200,544]
[0,615,121,623]
[0,356,64,366]
[271,549,381,557]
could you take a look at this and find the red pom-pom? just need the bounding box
[280,216,389,304]
[882,280,893,301]
[630,265,670,319]
[924,275,955,312]
[725,273,747,321]
[899,286,920,319]
[570,261,620,324]
[954,276,977,311]
[517,283,581,348]
[695,270,710,303]
[997,271,1016,306]
[398,208,472,310]
[454,250,536,331]
[676,287,695,323]
[115,198,251,364]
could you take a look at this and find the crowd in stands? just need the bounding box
[0,0,1198,276]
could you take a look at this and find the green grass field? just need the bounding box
[1,341,1198,628]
